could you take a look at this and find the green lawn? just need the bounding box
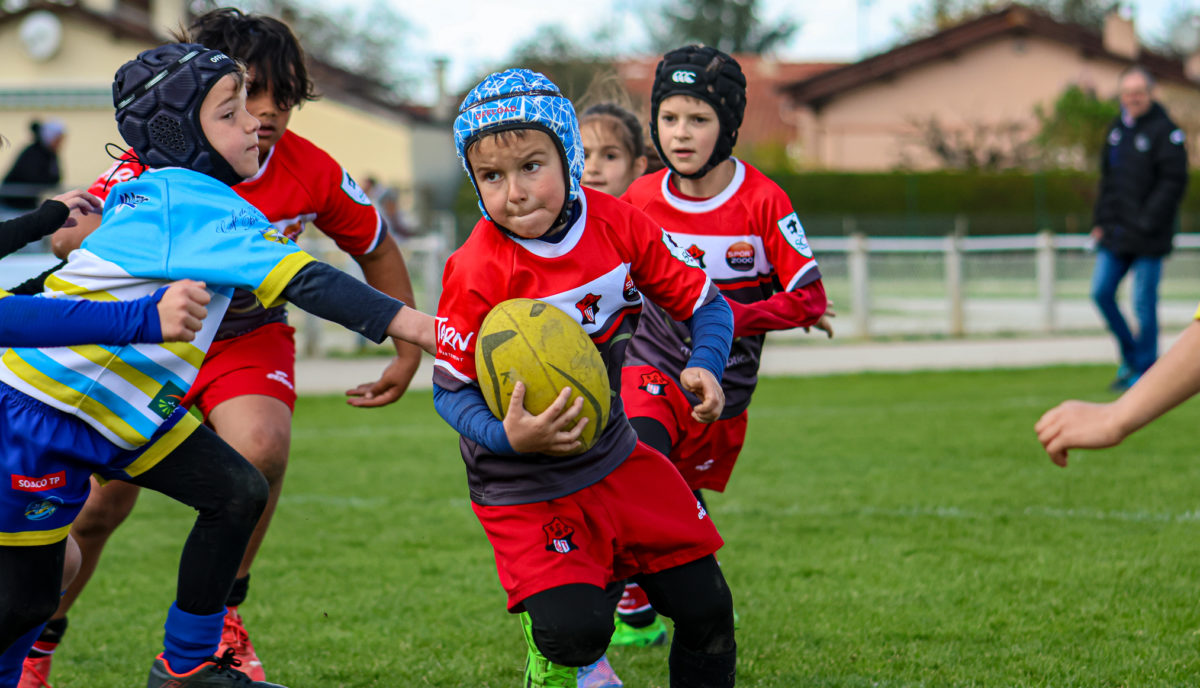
[47,366,1200,687]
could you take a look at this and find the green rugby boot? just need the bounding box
[519,612,575,688]
[610,616,668,647]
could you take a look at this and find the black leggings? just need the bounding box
[0,424,267,650]
[523,555,736,683]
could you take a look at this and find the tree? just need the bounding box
[192,0,415,101]
[1149,2,1200,57]
[644,0,799,55]
[502,24,621,104]
[898,0,1111,39]
[1033,85,1119,170]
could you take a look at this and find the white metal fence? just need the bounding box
[804,232,1200,340]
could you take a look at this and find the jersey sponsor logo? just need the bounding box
[638,370,672,396]
[662,230,701,268]
[1108,128,1122,146]
[685,244,707,269]
[1170,129,1185,145]
[217,207,264,234]
[435,316,476,352]
[148,381,186,420]
[24,496,63,521]
[12,471,66,493]
[777,212,812,258]
[341,169,373,206]
[474,105,518,121]
[1134,134,1151,152]
[576,293,602,325]
[543,517,579,554]
[622,272,640,302]
[261,228,292,245]
[111,192,149,215]
[267,369,294,390]
[725,241,756,272]
[671,70,697,84]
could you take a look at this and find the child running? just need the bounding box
[435,68,738,688]
[576,46,834,687]
[24,10,423,684]
[0,42,433,688]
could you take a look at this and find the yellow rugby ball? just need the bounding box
[475,298,610,453]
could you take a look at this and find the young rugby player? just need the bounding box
[24,10,423,684]
[579,46,834,685]
[0,42,433,688]
[436,68,737,688]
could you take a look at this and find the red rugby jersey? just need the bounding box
[621,159,822,417]
[89,131,382,339]
[434,187,720,506]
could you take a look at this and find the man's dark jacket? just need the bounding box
[1093,102,1189,258]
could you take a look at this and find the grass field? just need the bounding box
[45,365,1200,687]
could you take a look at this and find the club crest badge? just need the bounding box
[543,517,578,554]
[576,293,601,325]
[638,371,672,396]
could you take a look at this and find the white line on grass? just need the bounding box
[720,502,1200,524]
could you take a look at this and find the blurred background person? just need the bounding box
[2,119,65,212]
[1089,66,1189,392]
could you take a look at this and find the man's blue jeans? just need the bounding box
[1091,247,1163,375]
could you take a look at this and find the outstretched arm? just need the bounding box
[1036,319,1200,466]
[347,234,424,407]
[0,280,209,348]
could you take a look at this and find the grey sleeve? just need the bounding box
[281,261,404,343]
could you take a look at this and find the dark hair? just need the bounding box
[177,8,318,110]
[581,103,645,160]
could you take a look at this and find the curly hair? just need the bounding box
[177,8,318,110]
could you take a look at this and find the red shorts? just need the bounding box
[472,442,723,611]
[621,365,749,492]
[182,323,298,419]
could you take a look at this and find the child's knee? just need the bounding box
[532,614,613,667]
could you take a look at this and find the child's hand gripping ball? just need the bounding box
[475,299,610,453]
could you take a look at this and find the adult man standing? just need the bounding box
[1091,66,1189,391]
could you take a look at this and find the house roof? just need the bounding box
[0,1,434,124]
[782,4,1197,109]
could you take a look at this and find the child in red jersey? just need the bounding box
[580,103,648,198]
[608,45,833,657]
[437,69,737,688]
[24,9,422,685]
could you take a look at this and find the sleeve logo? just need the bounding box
[662,229,701,268]
[435,316,476,352]
[777,212,812,258]
[341,169,373,206]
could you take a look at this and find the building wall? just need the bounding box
[1,5,420,199]
[797,35,1197,170]
[0,14,154,189]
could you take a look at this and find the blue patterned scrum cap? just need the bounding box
[454,69,583,222]
[113,43,244,186]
